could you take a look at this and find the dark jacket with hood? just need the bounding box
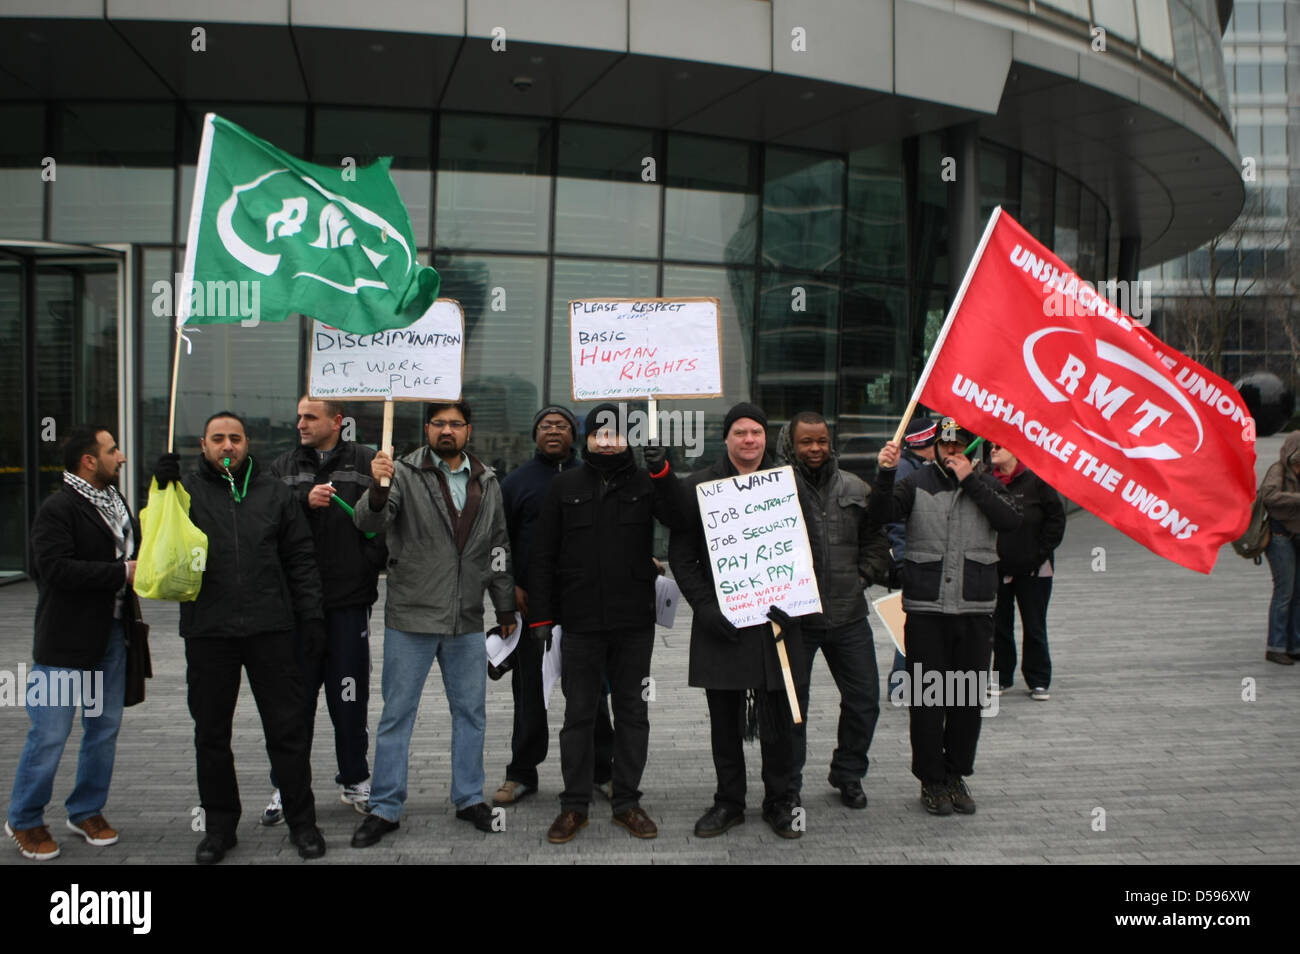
[669,453,809,692]
[268,440,386,610]
[179,456,325,639]
[31,482,142,668]
[1261,431,1300,536]
[501,448,581,602]
[867,453,1021,615]
[992,463,1066,576]
[775,422,892,627]
[528,446,680,634]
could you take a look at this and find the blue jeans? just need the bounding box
[368,627,486,820]
[1265,534,1300,653]
[8,621,126,830]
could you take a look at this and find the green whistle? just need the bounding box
[963,436,984,456]
[330,492,377,539]
[222,457,231,468]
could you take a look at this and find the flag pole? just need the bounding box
[169,112,218,453]
[891,205,1003,445]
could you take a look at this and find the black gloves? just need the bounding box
[643,442,669,476]
[531,623,554,651]
[299,618,327,661]
[698,602,740,643]
[766,604,793,630]
[155,452,181,489]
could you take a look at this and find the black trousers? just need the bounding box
[272,604,372,790]
[706,688,794,813]
[993,576,1053,690]
[903,612,994,786]
[558,627,653,814]
[791,617,881,795]
[185,630,316,837]
[507,624,613,789]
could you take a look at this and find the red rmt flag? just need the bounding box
[917,208,1256,574]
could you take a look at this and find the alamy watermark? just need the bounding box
[591,402,705,458]
[889,665,999,717]
[151,273,261,326]
[0,665,105,717]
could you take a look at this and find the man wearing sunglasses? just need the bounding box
[350,401,516,847]
[868,417,1020,817]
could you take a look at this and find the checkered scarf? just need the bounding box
[63,471,133,560]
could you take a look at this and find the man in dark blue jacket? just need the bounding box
[7,426,136,861]
[259,396,386,825]
[492,406,614,807]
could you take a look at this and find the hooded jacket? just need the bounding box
[867,453,1021,615]
[775,422,892,627]
[669,454,809,692]
[501,448,581,597]
[1261,431,1300,536]
[991,465,1066,576]
[355,445,514,635]
[268,440,386,610]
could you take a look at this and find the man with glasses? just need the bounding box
[492,406,615,809]
[868,417,1020,817]
[349,401,516,847]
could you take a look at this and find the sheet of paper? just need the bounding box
[871,591,906,656]
[542,625,563,710]
[485,613,522,667]
[655,575,681,628]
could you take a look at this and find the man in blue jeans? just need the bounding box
[7,426,136,860]
[350,401,516,847]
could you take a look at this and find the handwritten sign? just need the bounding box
[308,299,464,401]
[695,465,822,628]
[569,297,722,401]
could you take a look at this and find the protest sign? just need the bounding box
[569,297,722,401]
[694,465,822,629]
[308,298,464,401]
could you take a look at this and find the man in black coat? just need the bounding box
[528,403,679,844]
[7,427,136,861]
[492,405,614,808]
[669,402,809,839]
[258,396,387,824]
[154,410,326,864]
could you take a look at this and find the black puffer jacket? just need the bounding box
[669,455,808,692]
[179,457,324,638]
[993,466,1066,576]
[268,441,386,610]
[528,450,680,633]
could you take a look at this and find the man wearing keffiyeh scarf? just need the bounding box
[7,426,137,862]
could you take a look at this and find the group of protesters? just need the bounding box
[7,395,1086,862]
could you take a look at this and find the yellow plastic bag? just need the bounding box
[134,477,208,602]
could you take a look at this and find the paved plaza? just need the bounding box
[1,436,1297,866]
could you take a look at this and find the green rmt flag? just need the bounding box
[177,112,439,332]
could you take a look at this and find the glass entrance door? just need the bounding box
[0,244,122,577]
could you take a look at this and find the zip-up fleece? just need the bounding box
[355,445,514,635]
[867,458,1021,615]
[179,457,324,639]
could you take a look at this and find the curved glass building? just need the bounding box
[0,0,1242,573]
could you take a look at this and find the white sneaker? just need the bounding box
[1029,687,1051,701]
[341,781,371,814]
[260,789,284,827]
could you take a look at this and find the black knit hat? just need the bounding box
[532,405,579,439]
[584,402,623,436]
[723,402,767,438]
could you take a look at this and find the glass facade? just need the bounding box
[0,100,1118,544]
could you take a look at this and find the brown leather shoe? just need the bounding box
[5,821,60,860]
[1266,650,1295,665]
[546,810,588,844]
[66,815,119,846]
[612,806,658,839]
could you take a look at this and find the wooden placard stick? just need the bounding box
[380,398,394,488]
[771,621,802,724]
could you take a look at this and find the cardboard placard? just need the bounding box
[308,299,464,401]
[569,297,722,401]
[694,465,822,629]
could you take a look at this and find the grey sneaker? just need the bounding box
[341,781,371,814]
[1029,687,1051,701]
[260,789,284,827]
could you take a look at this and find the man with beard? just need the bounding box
[868,417,1020,816]
[669,403,808,839]
[776,411,892,810]
[350,401,515,847]
[492,405,615,808]
[528,403,679,843]
[153,412,327,864]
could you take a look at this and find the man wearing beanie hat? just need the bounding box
[868,416,1020,817]
[492,405,615,809]
[885,415,940,686]
[669,402,809,839]
[529,402,681,843]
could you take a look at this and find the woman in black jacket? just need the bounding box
[989,443,1066,700]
